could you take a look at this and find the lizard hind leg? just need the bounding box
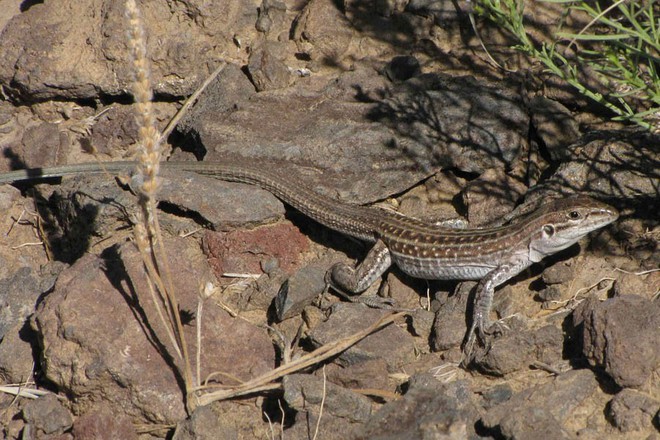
[325,239,395,308]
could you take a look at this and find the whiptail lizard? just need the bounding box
[0,159,619,362]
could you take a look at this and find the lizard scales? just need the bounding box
[0,159,619,360]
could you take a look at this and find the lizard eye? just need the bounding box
[568,210,582,220]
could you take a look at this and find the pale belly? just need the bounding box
[391,253,496,280]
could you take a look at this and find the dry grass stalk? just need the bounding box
[196,311,406,406]
[124,0,194,411]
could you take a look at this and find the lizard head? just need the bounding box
[529,195,619,261]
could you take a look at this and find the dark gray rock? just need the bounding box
[22,393,73,436]
[383,55,421,82]
[538,285,562,303]
[577,294,660,388]
[309,304,415,370]
[410,308,435,340]
[173,405,238,440]
[608,389,659,433]
[275,263,327,321]
[283,373,373,423]
[157,170,286,230]
[0,265,60,339]
[324,358,390,391]
[498,406,574,440]
[475,324,564,376]
[482,369,599,437]
[430,282,472,352]
[19,122,65,169]
[180,68,528,204]
[256,0,287,35]
[529,96,581,161]
[0,263,65,383]
[354,374,481,439]
[481,383,513,409]
[525,134,659,203]
[462,167,527,226]
[406,0,457,25]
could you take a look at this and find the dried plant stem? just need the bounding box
[125,0,194,411]
[196,312,405,406]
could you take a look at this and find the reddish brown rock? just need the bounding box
[32,238,276,425]
[72,404,138,440]
[203,222,309,277]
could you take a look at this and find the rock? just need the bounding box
[19,122,66,169]
[203,222,309,278]
[175,398,275,439]
[309,304,414,370]
[528,96,581,161]
[354,375,481,439]
[0,265,61,339]
[541,260,576,285]
[173,405,237,440]
[384,271,426,310]
[538,285,563,307]
[72,404,138,440]
[180,68,528,204]
[430,283,472,352]
[255,0,288,38]
[462,167,527,225]
[21,394,73,437]
[406,0,457,24]
[0,324,36,385]
[283,373,373,423]
[31,239,275,425]
[482,369,600,437]
[608,389,659,433]
[275,263,327,321]
[526,134,658,203]
[577,294,660,388]
[369,73,528,175]
[498,407,574,439]
[0,0,257,101]
[179,64,256,124]
[34,170,286,262]
[410,308,435,340]
[88,103,177,157]
[157,169,286,230]
[292,0,354,63]
[383,55,421,82]
[324,358,391,391]
[247,42,292,91]
[481,383,514,409]
[0,264,64,383]
[474,325,564,376]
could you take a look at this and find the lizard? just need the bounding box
[0,159,619,361]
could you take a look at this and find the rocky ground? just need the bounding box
[0,0,658,439]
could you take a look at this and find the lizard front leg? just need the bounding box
[462,259,531,364]
[326,239,394,308]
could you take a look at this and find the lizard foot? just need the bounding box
[323,269,395,309]
[460,319,510,367]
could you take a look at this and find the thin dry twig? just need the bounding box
[312,365,327,440]
[159,62,227,151]
[196,311,406,406]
